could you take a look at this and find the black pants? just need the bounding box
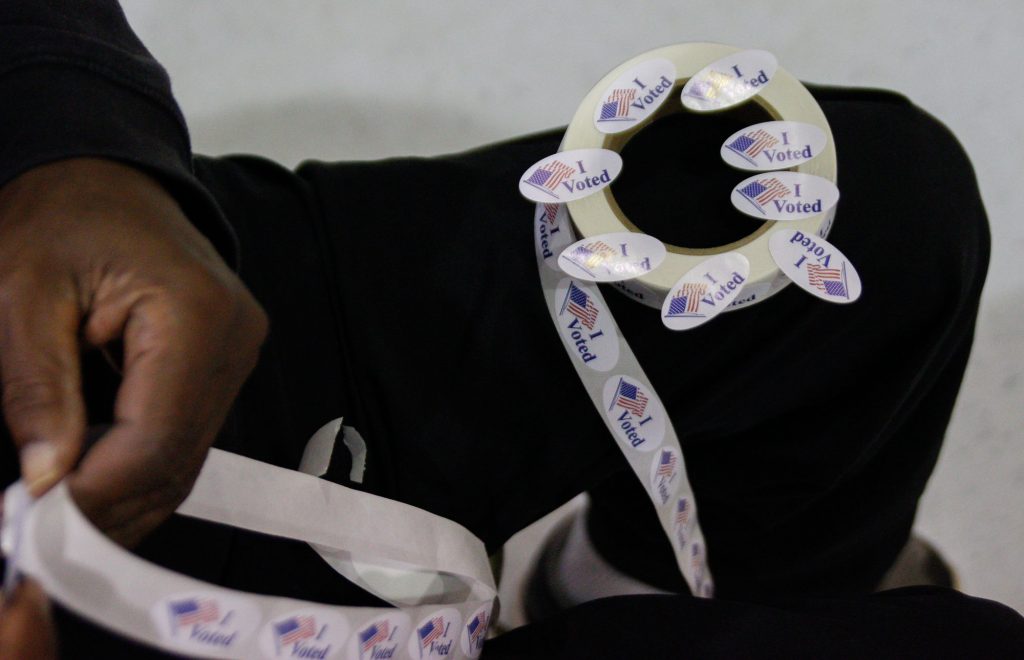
[7,86,1023,657]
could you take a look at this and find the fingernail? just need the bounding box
[20,441,61,496]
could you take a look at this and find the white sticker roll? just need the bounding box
[560,42,837,310]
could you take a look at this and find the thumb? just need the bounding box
[0,278,86,496]
[0,578,59,659]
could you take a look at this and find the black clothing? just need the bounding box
[3,1,1021,658]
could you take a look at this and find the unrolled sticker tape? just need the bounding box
[593,58,678,134]
[558,232,666,283]
[769,228,862,303]
[602,375,666,453]
[554,278,621,372]
[720,120,826,171]
[680,49,778,112]
[661,253,751,331]
[730,171,839,221]
[519,149,623,203]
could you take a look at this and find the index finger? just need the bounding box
[70,284,254,545]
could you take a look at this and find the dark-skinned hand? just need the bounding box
[0,157,268,655]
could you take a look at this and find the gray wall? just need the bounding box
[121,0,1024,612]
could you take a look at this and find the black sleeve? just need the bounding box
[0,0,238,268]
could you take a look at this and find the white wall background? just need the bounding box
[121,1,1024,613]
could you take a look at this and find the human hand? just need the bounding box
[0,157,267,547]
[0,578,57,659]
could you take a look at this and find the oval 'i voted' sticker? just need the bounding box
[769,229,862,303]
[409,608,461,659]
[534,203,576,271]
[553,278,621,372]
[602,375,666,453]
[348,611,410,660]
[259,609,348,660]
[681,49,777,112]
[593,58,678,134]
[661,253,751,331]
[519,149,622,203]
[558,232,666,283]
[730,171,839,221]
[720,121,826,171]
[461,603,494,659]
[649,446,681,506]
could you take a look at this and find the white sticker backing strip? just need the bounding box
[3,449,497,659]
[534,203,713,597]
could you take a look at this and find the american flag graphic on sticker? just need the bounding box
[569,240,617,271]
[542,203,561,225]
[614,379,649,416]
[523,160,575,198]
[726,128,779,165]
[360,620,390,652]
[274,616,316,648]
[169,598,219,631]
[562,281,600,330]
[657,449,677,478]
[738,177,791,213]
[418,617,445,648]
[598,88,637,121]
[666,282,707,317]
[806,263,849,299]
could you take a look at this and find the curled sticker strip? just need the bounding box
[3,450,496,659]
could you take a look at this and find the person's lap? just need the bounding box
[16,85,1000,654]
